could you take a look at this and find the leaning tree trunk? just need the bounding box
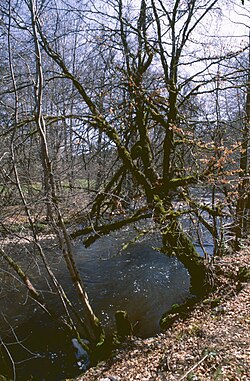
[161,218,212,297]
[29,0,104,348]
[153,197,212,297]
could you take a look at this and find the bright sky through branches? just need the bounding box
[220,0,249,50]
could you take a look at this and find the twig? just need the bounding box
[1,313,42,358]
[178,353,209,380]
[0,336,16,381]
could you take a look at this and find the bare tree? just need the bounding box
[32,0,247,295]
[0,0,250,378]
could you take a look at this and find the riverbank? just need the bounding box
[70,249,250,381]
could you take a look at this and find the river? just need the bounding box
[0,228,192,380]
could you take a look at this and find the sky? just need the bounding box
[219,0,249,51]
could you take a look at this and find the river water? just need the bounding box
[75,230,191,337]
[0,229,191,380]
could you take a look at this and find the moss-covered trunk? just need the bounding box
[162,219,212,297]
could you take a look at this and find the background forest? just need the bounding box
[0,0,250,380]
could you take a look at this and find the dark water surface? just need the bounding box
[0,230,191,380]
[76,232,190,337]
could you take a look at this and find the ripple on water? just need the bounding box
[0,229,191,380]
[73,232,190,337]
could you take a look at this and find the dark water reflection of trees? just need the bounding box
[0,230,191,380]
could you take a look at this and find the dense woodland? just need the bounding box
[0,0,250,379]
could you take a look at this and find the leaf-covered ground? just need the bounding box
[73,249,250,381]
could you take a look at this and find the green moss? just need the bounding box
[237,266,250,282]
[210,298,221,308]
[186,323,204,337]
[187,372,198,381]
[171,303,180,311]
[91,335,114,365]
[115,310,133,339]
[160,296,199,331]
[93,317,105,347]
[213,366,223,380]
[203,298,221,308]
[153,195,167,221]
[160,313,177,330]
[169,176,195,189]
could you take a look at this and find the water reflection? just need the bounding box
[72,231,190,337]
[0,229,191,380]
